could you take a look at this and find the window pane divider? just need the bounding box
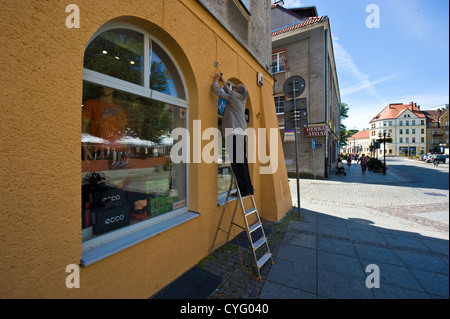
[144,35,150,89]
[83,68,188,108]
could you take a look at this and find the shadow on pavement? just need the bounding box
[260,206,449,299]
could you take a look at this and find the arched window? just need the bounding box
[81,23,190,264]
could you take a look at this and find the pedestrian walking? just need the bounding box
[433,156,439,167]
[357,153,368,174]
[347,154,352,168]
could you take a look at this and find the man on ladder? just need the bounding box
[211,72,273,279]
[212,72,254,196]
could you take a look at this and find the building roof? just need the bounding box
[271,3,324,36]
[272,16,326,36]
[348,129,370,140]
[422,108,449,122]
[370,102,425,123]
[271,4,318,17]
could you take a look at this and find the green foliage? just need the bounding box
[367,157,383,170]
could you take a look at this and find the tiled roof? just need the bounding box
[348,129,370,140]
[370,102,425,123]
[272,16,325,36]
[422,109,449,122]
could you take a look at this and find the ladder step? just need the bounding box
[257,252,272,269]
[248,222,262,233]
[245,208,257,216]
[252,237,267,250]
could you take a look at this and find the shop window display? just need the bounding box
[82,26,187,243]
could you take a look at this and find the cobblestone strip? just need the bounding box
[370,202,449,233]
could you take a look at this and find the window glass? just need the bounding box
[150,42,185,99]
[239,0,250,13]
[272,52,286,74]
[217,81,236,196]
[84,29,144,85]
[81,81,186,241]
[274,96,285,113]
[278,53,286,72]
[217,122,233,196]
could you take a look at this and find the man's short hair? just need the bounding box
[237,84,248,99]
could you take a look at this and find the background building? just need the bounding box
[346,129,371,156]
[271,4,341,178]
[0,0,292,298]
[370,102,426,157]
[422,108,449,154]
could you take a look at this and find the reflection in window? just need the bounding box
[272,51,286,74]
[217,81,236,196]
[217,114,233,195]
[274,96,285,114]
[150,42,185,99]
[81,82,186,241]
[84,29,144,85]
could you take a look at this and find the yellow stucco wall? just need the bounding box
[0,0,292,298]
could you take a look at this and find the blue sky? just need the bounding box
[278,0,449,131]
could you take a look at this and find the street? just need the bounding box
[294,157,449,234]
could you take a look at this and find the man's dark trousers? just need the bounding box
[229,134,254,196]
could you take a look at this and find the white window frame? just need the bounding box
[81,22,197,267]
[274,96,285,114]
[272,51,286,74]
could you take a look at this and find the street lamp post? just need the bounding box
[378,131,390,175]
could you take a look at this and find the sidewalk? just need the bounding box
[259,206,449,299]
[170,160,449,299]
[258,162,449,299]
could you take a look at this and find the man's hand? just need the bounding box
[214,72,225,83]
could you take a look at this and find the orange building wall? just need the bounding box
[0,0,292,298]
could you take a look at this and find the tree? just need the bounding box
[339,103,350,146]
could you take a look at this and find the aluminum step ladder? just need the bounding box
[210,171,273,278]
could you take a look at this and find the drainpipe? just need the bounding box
[324,27,329,177]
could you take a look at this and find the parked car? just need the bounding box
[432,155,448,164]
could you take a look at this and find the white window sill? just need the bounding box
[217,196,238,207]
[81,211,199,267]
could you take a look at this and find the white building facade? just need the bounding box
[370,102,426,157]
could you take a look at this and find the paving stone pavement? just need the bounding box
[197,157,449,299]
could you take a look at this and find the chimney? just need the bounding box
[408,102,413,111]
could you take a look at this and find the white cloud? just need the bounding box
[333,39,387,104]
[341,73,399,96]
